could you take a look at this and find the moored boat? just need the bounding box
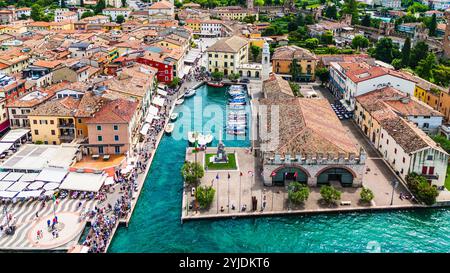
[207,81,224,87]
[165,123,175,134]
[184,88,196,98]
[170,113,178,121]
[175,98,184,105]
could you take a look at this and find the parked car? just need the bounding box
[240,78,249,83]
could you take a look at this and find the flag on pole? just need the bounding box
[192,139,199,153]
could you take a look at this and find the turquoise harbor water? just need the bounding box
[109,85,450,253]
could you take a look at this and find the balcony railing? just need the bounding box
[58,123,75,129]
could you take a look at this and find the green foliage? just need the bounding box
[406,173,439,205]
[94,0,106,14]
[181,161,205,186]
[428,14,437,37]
[250,45,261,62]
[360,14,371,27]
[341,0,360,25]
[211,71,224,81]
[168,77,181,88]
[320,185,341,205]
[391,58,403,70]
[304,38,319,50]
[432,134,450,153]
[351,35,369,49]
[315,67,329,84]
[242,15,256,24]
[290,59,302,82]
[360,187,374,203]
[415,53,437,81]
[81,11,94,19]
[410,41,428,68]
[288,182,310,204]
[289,81,302,96]
[320,31,334,45]
[432,65,450,87]
[401,37,411,67]
[116,14,125,24]
[406,2,429,13]
[195,186,215,208]
[324,4,338,19]
[373,37,395,63]
[31,4,44,21]
[228,72,240,81]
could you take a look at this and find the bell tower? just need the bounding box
[247,0,254,10]
[261,40,271,81]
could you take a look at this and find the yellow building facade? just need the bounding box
[29,116,84,145]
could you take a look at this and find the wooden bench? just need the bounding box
[340,201,351,206]
[92,154,100,160]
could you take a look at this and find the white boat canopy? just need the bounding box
[0,142,13,155]
[0,171,10,180]
[59,172,107,192]
[43,182,60,190]
[152,96,165,107]
[148,105,159,116]
[0,182,13,191]
[7,182,29,191]
[19,172,39,182]
[16,190,43,198]
[0,129,30,143]
[104,176,115,185]
[140,123,151,135]
[157,89,168,97]
[35,168,68,183]
[28,181,45,190]
[0,191,18,198]
[3,172,24,182]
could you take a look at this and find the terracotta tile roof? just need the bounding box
[263,73,294,99]
[85,98,138,124]
[6,82,68,108]
[33,60,63,69]
[339,62,416,84]
[272,45,317,61]
[380,115,446,154]
[356,87,443,118]
[149,0,173,9]
[207,35,248,53]
[259,98,359,156]
[30,96,80,117]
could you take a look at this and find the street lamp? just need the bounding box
[390,180,399,205]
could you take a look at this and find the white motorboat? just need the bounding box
[170,113,178,121]
[228,104,245,110]
[165,123,175,134]
[187,131,214,145]
[175,98,184,105]
[184,88,196,98]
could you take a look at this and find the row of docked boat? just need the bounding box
[226,85,247,135]
[175,88,196,105]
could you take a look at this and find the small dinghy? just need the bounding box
[170,113,178,121]
[165,123,175,134]
[184,88,196,98]
[175,98,184,105]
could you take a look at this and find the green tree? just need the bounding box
[410,41,429,68]
[432,65,450,87]
[195,186,215,208]
[341,0,359,25]
[81,10,94,19]
[373,37,394,63]
[406,173,439,205]
[211,71,224,81]
[296,13,305,26]
[287,21,298,32]
[416,53,437,81]
[304,38,319,50]
[391,58,403,70]
[325,5,337,19]
[428,13,437,37]
[94,0,106,14]
[250,45,261,62]
[290,59,301,81]
[181,161,204,186]
[401,37,411,67]
[243,15,256,24]
[168,77,181,88]
[360,187,374,203]
[31,4,44,21]
[315,67,329,85]
[351,35,369,50]
[360,14,371,27]
[320,185,341,205]
[320,31,334,45]
[288,182,310,204]
[305,14,315,25]
[407,2,429,13]
[228,72,240,81]
[116,14,125,24]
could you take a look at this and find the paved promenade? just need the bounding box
[0,198,97,250]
